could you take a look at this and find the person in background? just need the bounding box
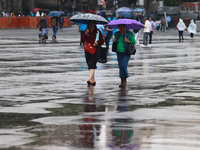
[166,15,171,30]
[51,17,59,40]
[113,24,136,88]
[104,17,112,51]
[148,16,155,47]
[141,18,151,48]
[175,18,187,42]
[58,15,64,31]
[37,13,47,31]
[79,23,87,46]
[160,17,166,32]
[96,24,105,38]
[81,20,104,86]
[187,19,197,42]
[134,17,141,46]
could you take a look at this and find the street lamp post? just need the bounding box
[57,0,59,11]
[178,0,180,17]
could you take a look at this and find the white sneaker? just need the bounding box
[148,44,151,47]
[140,44,146,48]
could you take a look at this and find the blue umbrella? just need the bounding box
[48,11,61,17]
[58,11,65,15]
[133,8,146,13]
[120,12,133,19]
[115,7,134,13]
[69,13,108,24]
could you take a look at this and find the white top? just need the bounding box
[177,19,187,31]
[188,20,197,34]
[36,11,40,17]
[144,20,151,33]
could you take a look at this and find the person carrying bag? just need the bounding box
[81,20,104,86]
[112,24,136,88]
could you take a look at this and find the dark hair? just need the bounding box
[87,20,97,32]
[118,24,126,27]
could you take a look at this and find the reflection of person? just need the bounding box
[81,20,104,86]
[37,13,47,31]
[148,16,155,47]
[141,18,151,48]
[79,23,87,46]
[79,86,101,148]
[113,24,136,88]
[187,19,197,42]
[109,88,134,149]
[175,18,187,42]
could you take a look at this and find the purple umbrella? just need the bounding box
[106,19,144,30]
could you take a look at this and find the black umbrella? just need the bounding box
[43,9,50,13]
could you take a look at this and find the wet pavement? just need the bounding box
[1,26,200,150]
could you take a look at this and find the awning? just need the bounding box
[157,6,179,15]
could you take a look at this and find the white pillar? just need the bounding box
[138,0,144,6]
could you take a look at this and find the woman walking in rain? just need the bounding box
[113,24,136,88]
[188,19,197,41]
[175,19,187,42]
[81,20,104,86]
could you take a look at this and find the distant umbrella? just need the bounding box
[69,13,108,24]
[31,8,43,12]
[120,12,133,19]
[43,9,50,13]
[115,7,134,13]
[48,11,61,17]
[58,11,65,15]
[85,10,96,14]
[133,8,146,13]
[63,9,71,13]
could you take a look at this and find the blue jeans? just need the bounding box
[53,26,58,39]
[143,32,149,46]
[117,52,130,78]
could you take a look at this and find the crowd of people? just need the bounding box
[37,12,65,42]
[36,11,197,88]
[77,12,198,89]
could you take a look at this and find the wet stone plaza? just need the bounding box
[0,26,200,150]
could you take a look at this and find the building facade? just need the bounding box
[0,0,100,15]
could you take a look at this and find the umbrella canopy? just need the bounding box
[115,7,134,13]
[85,10,96,14]
[133,8,146,13]
[58,11,65,15]
[120,12,133,19]
[43,9,50,13]
[31,8,43,12]
[48,11,61,17]
[69,13,108,24]
[106,19,144,30]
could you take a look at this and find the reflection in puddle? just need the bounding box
[108,88,139,150]
[79,86,102,148]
